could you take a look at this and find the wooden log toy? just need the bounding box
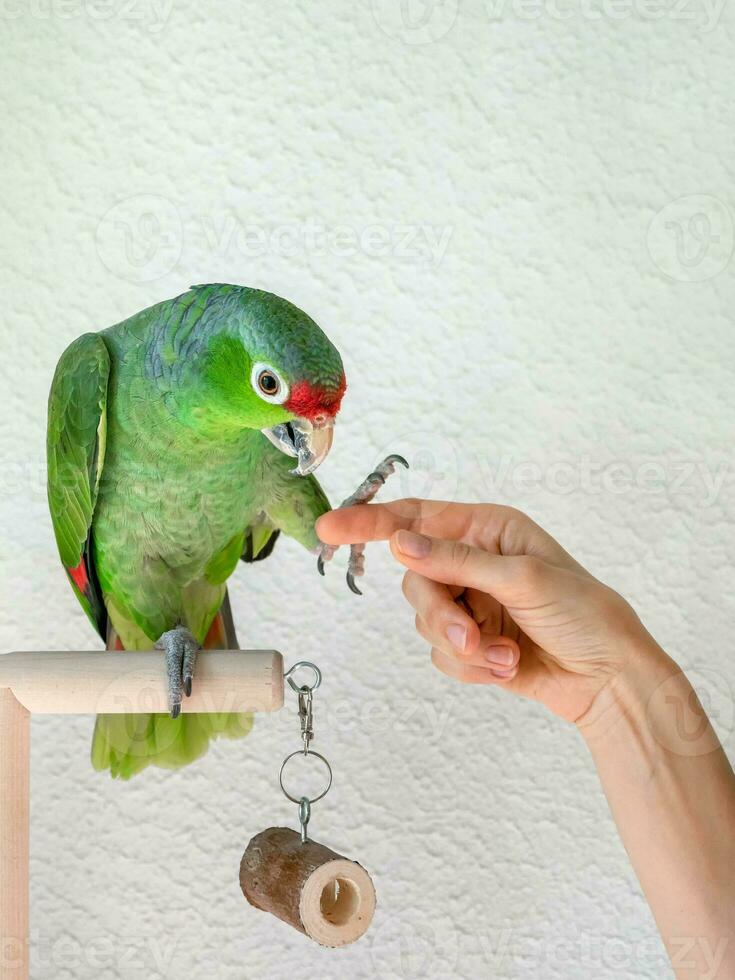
[240,827,376,947]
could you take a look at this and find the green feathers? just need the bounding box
[91,711,253,780]
[47,285,341,777]
[47,333,109,568]
[46,333,110,638]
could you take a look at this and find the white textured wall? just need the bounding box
[1,1,733,977]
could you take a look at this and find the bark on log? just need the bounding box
[240,827,376,947]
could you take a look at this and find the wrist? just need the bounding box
[576,632,681,746]
[579,636,724,763]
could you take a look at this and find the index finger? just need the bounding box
[316,497,583,570]
[316,499,484,546]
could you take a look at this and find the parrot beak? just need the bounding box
[261,417,334,476]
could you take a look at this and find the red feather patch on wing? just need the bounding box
[203,612,228,650]
[68,558,90,593]
[65,547,108,642]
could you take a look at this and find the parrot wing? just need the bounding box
[47,332,110,640]
[240,522,281,563]
[239,472,332,567]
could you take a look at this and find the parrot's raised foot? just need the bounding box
[155,626,199,719]
[341,454,409,508]
[317,453,409,593]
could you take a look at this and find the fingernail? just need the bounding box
[446,624,467,652]
[485,645,515,667]
[394,530,431,559]
[489,667,517,680]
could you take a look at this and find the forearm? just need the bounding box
[580,640,735,979]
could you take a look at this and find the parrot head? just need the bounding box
[192,284,346,475]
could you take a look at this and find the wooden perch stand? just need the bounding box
[0,649,283,980]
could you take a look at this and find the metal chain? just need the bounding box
[298,687,314,753]
[280,662,332,843]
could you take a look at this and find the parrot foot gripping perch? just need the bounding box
[155,625,199,718]
[317,453,409,594]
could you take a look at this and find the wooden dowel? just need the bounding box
[0,689,29,980]
[0,651,283,715]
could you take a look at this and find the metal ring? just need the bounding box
[284,661,322,694]
[279,749,332,804]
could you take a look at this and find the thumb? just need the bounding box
[390,529,552,606]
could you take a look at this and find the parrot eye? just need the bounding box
[258,372,278,395]
[251,362,289,405]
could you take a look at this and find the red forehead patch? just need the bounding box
[286,376,347,422]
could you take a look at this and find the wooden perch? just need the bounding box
[0,649,284,980]
[0,650,283,715]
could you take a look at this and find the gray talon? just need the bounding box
[182,639,197,699]
[316,542,337,577]
[156,626,199,718]
[317,453,408,595]
[347,543,366,594]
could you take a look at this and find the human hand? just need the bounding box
[316,499,657,724]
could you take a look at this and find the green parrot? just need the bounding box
[46,283,405,779]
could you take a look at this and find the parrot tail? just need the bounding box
[91,595,253,779]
